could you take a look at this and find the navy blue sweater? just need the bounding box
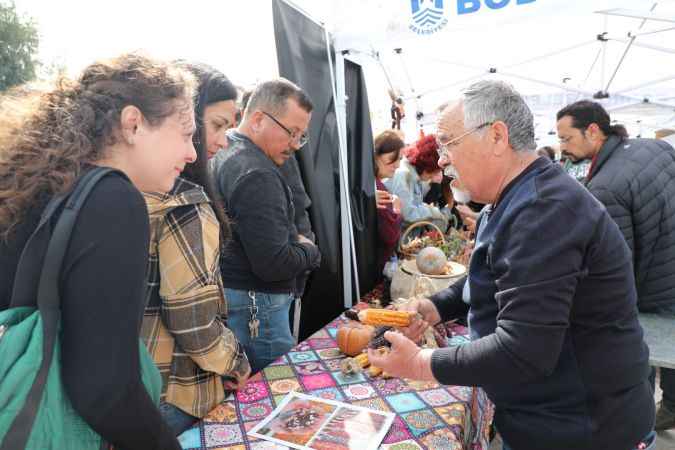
[430,157,654,450]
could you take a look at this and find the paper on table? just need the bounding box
[248,391,395,450]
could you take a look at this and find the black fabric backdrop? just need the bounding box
[273,0,378,340]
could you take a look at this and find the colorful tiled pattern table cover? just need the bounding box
[178,316,494,450]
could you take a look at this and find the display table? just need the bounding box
[639,313,675,369]
[177,315,494,450]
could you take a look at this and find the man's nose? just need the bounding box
[438,152,451,168]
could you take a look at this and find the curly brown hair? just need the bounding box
[0,53,196,240]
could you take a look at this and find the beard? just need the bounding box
[562,151,585,164]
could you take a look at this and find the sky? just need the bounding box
[14,0,675,141]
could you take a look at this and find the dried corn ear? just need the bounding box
[353,352,370,368]
[358,309,413,327]
[340,357,362,375]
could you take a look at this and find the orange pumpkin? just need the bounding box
[336,322,374,356]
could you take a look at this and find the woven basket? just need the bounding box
[398,221,447,259]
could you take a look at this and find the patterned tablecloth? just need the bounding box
[178,316,494,450]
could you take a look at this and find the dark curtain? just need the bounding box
[273,0,378,340]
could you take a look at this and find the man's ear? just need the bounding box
[120,105,143,145]
[491,121,510,156]
[586,123,602,140]
[248,110,265,133]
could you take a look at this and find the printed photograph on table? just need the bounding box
[248,391,395,450]
[308,406,390,450]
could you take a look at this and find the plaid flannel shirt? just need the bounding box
[141,177,250,418]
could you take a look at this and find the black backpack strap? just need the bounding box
[1,167,118,450]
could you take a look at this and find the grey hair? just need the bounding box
[462,80,536,152]
[244,78,313,119]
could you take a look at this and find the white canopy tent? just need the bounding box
[20,0,675,310]
[281,0,675,307]
[293,0,675,144]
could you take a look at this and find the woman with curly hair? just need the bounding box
[0,54,196,449]
[141,62,251,435]
[385,133,453,231]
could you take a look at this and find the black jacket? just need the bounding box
[278,154,315,296]
[586,135,675,311]
[430,157,653,450]
[213,132,321,293]
[0,172,180,450]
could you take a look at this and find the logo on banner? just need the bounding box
[409,0,448,35]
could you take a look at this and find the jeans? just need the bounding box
[225,288,295,374]
[159,402,198,436]
[502,431,657,450]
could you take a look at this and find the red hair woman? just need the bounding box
[384,134,452,231]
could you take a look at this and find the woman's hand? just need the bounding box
[457,204,477,233]
[223,373,249,391]
[392,194,402,215]
[376,189,393,209]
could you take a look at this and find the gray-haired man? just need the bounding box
[369,80,655,450]
[212,79,321,373]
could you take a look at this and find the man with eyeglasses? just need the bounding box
[369,80,655,450]
[212,79,321,374]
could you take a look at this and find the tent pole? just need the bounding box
[606,37,675,56]
[497,69,595,97]
[326,30,360,308]
[629,25,675,37]
[395,48,422,132]
[600,15,608,93]
[503,39,597,70]
[615,74,675,95]
[411,72,488,101]
[604,2,658,94]
[375,52,396,93]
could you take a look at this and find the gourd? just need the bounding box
[416,246,448,275]
[336,322,374,356]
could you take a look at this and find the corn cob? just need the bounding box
[368,326,392,349]
[358,309,413,327]
[368,365,383,377]
[340,358,362,375]
[353,352,370,368]
[344,308,360,321]
[382,371,394,379]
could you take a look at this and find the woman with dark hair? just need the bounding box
[0,53,194,450]
[373,130,403,280]
[141,62,250,435]
[385,133,452,231]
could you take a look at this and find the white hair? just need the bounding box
[462,80,536,152]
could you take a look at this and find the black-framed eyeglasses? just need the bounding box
[262,111,309,147]
[437,121,494,158]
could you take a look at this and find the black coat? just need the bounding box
[586,135,675,311]
[213,132,321,294]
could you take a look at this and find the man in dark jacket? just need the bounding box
[236,91,315,341]
[369,80,655,450]
[557,101,675,430]
[212,79,321,373]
